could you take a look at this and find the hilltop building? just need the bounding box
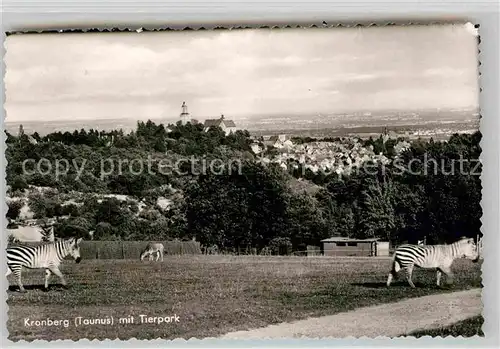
[18,124,24,137]
[382,127,398,143]
[180,101,190,125]
[17,124,38,144]
[27,135,38,145]
[203,114,237,135]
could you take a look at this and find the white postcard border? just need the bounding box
[1,1,498,347]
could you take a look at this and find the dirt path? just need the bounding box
[221,288,482,339]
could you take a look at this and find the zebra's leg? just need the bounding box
[155,251,159,262]
[50,267,67,288]
[11,266,26,293]
[44,269,52,291]
[386,273,393,287]
[441,266,454,285]
[387,268,398,287]
[436,269,442,287]
[160,250,164,262]
[387,260,400,287]
[148,253,153,261]
[405,265,416,288]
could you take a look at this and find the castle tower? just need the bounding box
[180,101,190,125]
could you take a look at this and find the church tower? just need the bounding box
[180,101,190,125]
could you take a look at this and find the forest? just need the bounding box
[6,120,482,252]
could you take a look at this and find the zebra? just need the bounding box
[386,237,479,288]
[140,243,164,262]
[6,237,83,292]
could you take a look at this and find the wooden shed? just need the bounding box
[321,237,389,257]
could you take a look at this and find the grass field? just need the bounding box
[7,256,482,341]
[409,315,484,337]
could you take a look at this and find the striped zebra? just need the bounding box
[140,243,164,262]
[6,237,83,292]
[386,237,479,288]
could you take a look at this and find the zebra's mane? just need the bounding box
[50,238,80,254]
[50,238,81,260]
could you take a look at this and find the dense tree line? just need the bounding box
[181,133,481,250]
[6,120,252,197]
[6,121,482,251]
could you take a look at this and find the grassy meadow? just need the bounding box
[7,256,482,341]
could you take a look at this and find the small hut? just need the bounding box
[321,237,389,257]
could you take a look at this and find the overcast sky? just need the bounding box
[5,24,479,122]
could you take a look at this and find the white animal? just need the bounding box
[140,243,164,262]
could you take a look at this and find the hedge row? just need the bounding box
[7,240,202,259]
[80,241,201,259]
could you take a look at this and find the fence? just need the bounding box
[7,240,202,260]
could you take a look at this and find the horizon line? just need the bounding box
[5,106,480,125]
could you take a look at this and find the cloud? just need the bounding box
[5,25,480,122]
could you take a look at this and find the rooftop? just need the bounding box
[203,115,237,128]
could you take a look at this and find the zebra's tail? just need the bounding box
[387,251,400,287]
[391,251,401,273]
